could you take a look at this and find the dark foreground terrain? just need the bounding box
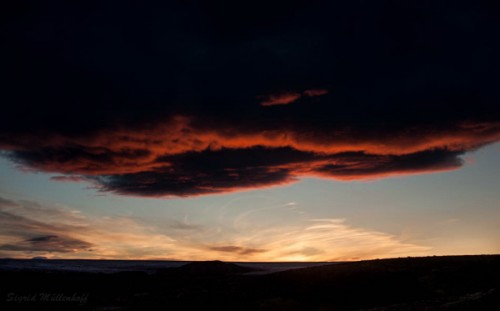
[1,255,500,310]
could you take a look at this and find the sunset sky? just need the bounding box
[1,0,499,261]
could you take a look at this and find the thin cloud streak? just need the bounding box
[260,92,302,106]
[259,88,328,106]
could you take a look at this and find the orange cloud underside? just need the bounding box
[260,92,302,106]
[4,117,498,174]
[260,88,329,106]
[1,116,499,196]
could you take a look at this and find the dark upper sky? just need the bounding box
[1,0,499,196]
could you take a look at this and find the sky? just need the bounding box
[0,0,499,261]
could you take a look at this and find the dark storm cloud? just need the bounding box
[96,163,295,197]
[1,0,499,197]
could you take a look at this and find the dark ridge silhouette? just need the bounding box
[261,255,500,310]
[173,260,258,275]
[1,255,500,310]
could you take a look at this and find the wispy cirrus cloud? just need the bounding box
[0,196,429,261]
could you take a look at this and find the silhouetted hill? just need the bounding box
[260,255,500,310]
[1,255,500,310]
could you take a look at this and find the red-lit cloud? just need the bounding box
[260,89,329,106]
[260,92,302,106]
[1,116,499,197]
